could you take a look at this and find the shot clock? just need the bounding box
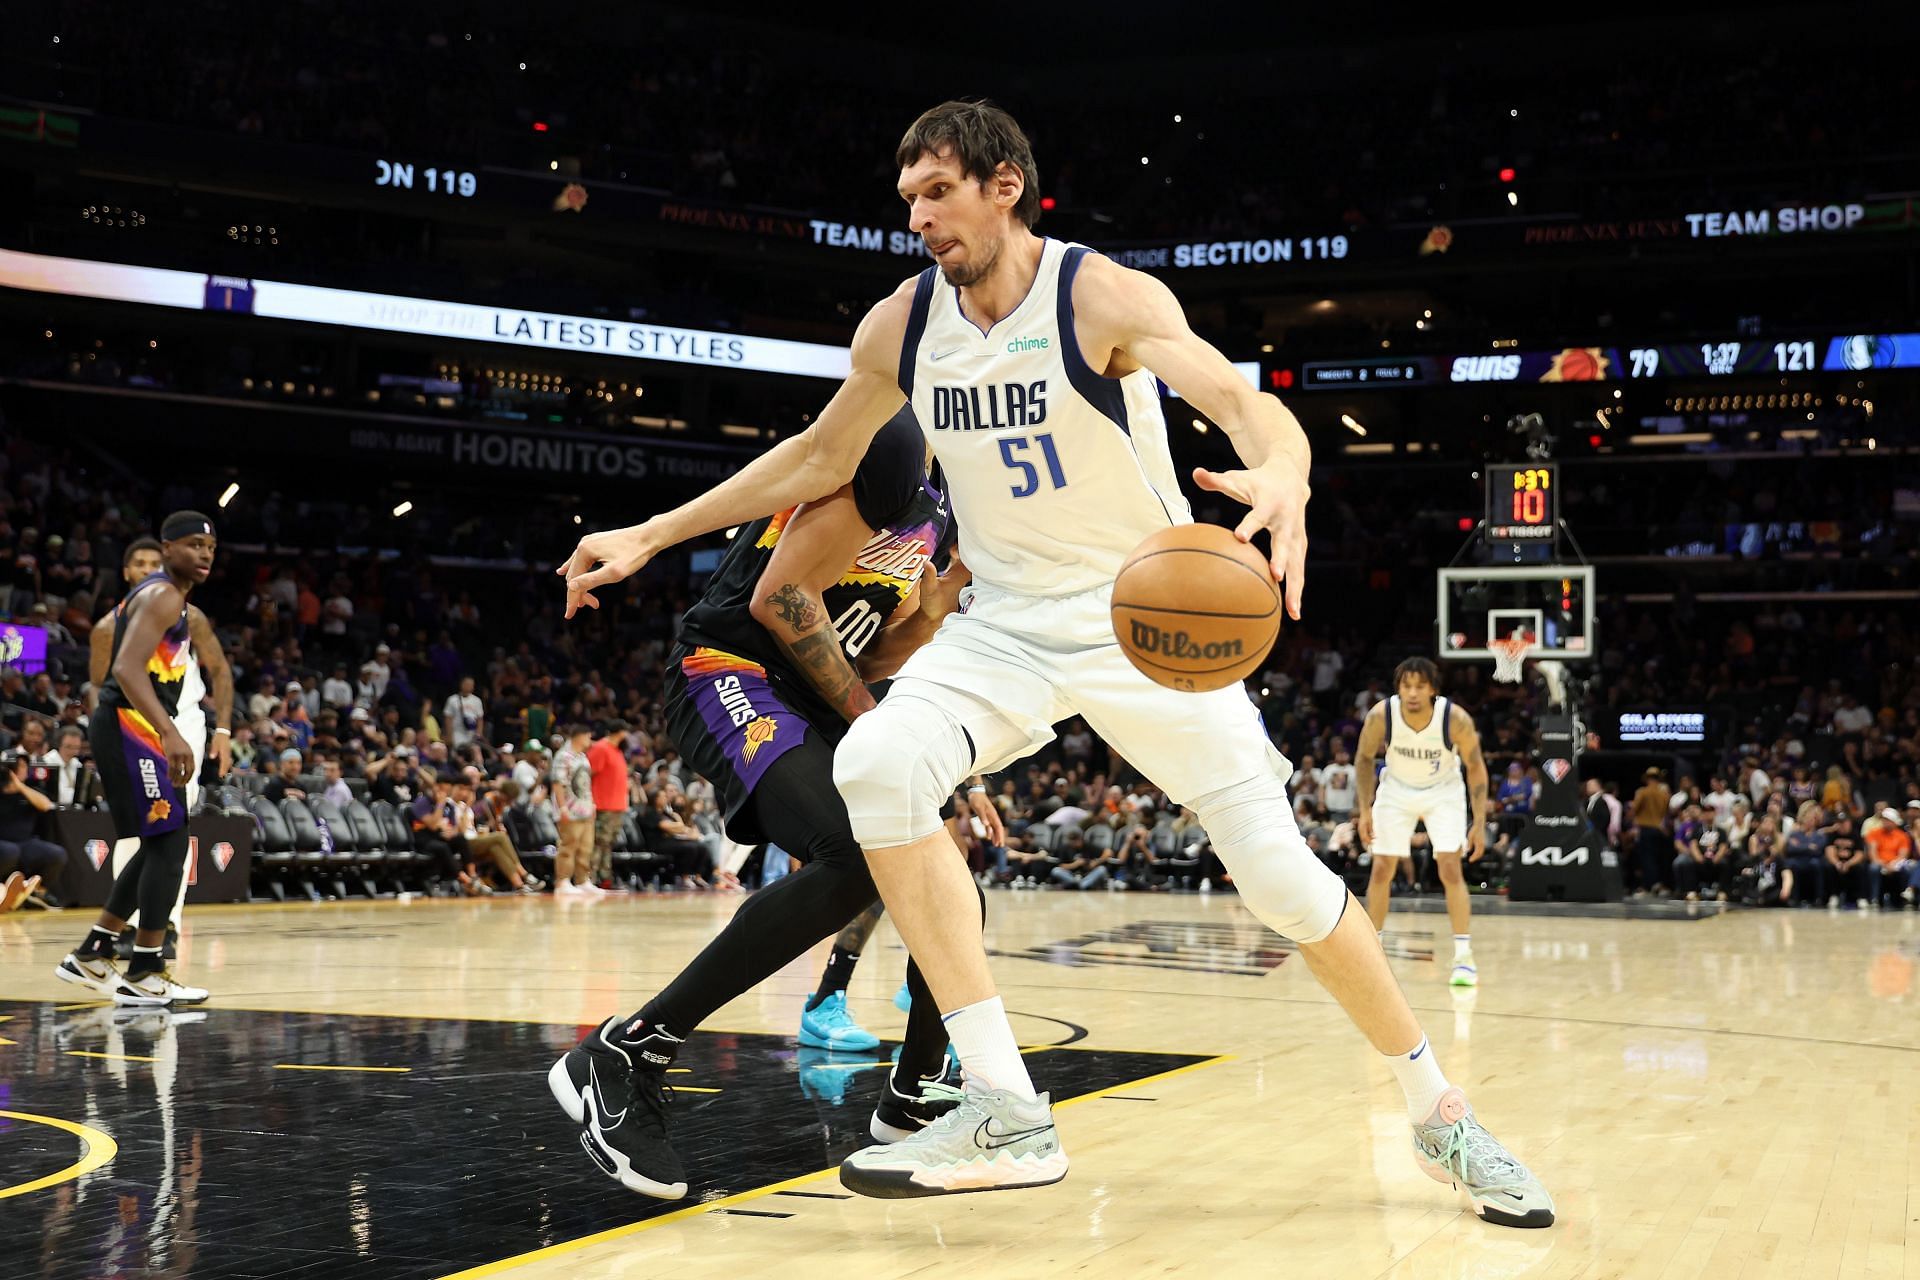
[1487,463,1558,552]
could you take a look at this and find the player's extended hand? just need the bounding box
[556,522,658,619]
[969,789,1006,846]
[161,726,196,787]
[1467,825,1486,863]
[922,552,973,620]
[211,732,232,779]
[1191,455,1310,619]
[1355,808,1374,850]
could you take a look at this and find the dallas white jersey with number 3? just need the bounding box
[900,238,1191,596]
[1382,695,1463,789]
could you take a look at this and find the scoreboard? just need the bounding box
[1487,463,1558,547]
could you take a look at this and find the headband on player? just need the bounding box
[161,510,216,542]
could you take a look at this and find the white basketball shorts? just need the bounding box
[1369,775,1468,858]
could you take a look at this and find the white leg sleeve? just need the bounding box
[833,695,978,850]
[1187,771,1350,944]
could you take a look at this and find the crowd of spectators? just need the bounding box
[1,414,1917,908]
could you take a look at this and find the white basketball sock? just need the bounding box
[1387,1036,1452,1122]
[942,996,1037,1101]
[1453,934,1472,959]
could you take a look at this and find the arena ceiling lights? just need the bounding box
[0,249,853,381]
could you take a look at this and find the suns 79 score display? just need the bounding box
[1487,463,1558,544]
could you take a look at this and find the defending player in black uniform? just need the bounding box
[548,408,982,1200]
[55,511,217,1007]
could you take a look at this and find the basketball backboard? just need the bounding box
[1437,565,1596,662]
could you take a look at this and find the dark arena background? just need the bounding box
[2,5,1918,1277]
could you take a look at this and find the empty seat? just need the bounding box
[371,800,414,852]
[310,799,358,854]
[1085,824,1116,852]
[248,794,294,860]
[280,799,329,868]
[346,800,386,853]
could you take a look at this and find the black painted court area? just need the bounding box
[0,1001,1206,1279]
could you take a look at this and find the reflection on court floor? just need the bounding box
[0,1000,1207,1279]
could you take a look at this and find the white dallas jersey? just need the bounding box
[901,238,1191,596]
[1381,695,1462,789]
[176,638,206,730]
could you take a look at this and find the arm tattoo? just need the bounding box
[786,628,875,723]
[764,584,821,631]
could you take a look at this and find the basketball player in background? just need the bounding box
[561,101,1551,1226]
[90,535,234,960]
[57,512,218,1006]
[1356,658,1489,987]
[550,408,989,1200]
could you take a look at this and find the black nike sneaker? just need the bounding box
[549,1016,689,1200]
[870,1057,966,1143]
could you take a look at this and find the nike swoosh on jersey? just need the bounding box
[931,346,990,361]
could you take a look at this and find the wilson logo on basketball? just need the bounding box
[1127,620,1244,661]
[1543,758,1572,783]
[85,838,110,870]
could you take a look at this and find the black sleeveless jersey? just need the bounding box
[97,573,194,722]
[678,408,952,728]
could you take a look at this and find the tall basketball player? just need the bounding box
[90,535,234,960]
[57,512,218,1006]
[561,101,1552,1226]
[1355,658,1489,986]
[549,408,983,1199]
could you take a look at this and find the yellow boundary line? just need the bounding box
[0,1109,120,1200]
[274,1064,412,1073]
[433,1053,1232,1279]
[65,1050,157,1063]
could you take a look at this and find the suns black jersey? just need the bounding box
[678,407,951,728]
[97,573,194,721]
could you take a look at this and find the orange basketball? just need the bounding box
[1111,524,1280,692]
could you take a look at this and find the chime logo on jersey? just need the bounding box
[85,838,110,871]
[930,381,1048,432]
[1543,758,1572,784]
[741,716,778,764]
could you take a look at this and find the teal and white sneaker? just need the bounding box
[840,1086,1068,1198]
[799,990,879,1051]
[893,981,913,1013]
[1450,950,1478,987]
[1412,1088,1554,1228]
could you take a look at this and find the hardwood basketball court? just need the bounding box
[3,891,1916,1277]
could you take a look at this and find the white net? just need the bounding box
[1489,633,1534,684]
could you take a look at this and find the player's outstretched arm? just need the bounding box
[557,285,914,618]
[1354,703,1385,845]
[1453,703,1490,860]
[749,484,886,724]
[1072,255,1312,617]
